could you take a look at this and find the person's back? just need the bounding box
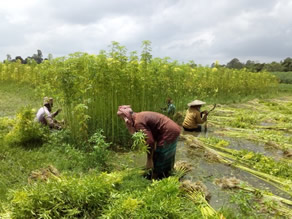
[182,100,208,132]
[36,106,52,126]
[134,111,181,147]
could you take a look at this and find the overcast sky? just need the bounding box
[1,0,292,65]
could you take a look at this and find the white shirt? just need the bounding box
[35,106,52,125]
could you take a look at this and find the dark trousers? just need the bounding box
[183,125,202,132]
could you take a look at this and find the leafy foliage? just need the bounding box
[85,129,111,169]
[0,117,14,136]
[131,130,148,154]
[4,107,47,146]
[0,42,278,144]
[8,172,123,218]
[102,176,201,218]
[236,150,292,179]
[230,190,261,217]
[4,171,201,219]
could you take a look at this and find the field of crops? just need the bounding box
[0,45,291,218]
[0,42,278,145]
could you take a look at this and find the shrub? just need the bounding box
[102,176,201,218]
[0,117,14,137]
[8,172,123,218]
[5,170,202,218]
[5,107,48,146]
[83,129,111,170]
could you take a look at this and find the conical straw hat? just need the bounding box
[187,100,206,107]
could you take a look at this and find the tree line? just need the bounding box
[4,49,292,73]
[4,50,53,64]
[218,57,292,72]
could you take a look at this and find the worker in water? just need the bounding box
[117,105,181,179]
[182,100,208,132]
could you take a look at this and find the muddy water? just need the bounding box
[124,127,292,210]
[177,129,292,209]
[215,135,284,160]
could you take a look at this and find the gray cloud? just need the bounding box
[0,0,291,65]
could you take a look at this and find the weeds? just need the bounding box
[2,171,203,219]
[5,107,48,147]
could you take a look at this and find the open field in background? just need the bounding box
[0,81,39,117]
[0,80,292,218]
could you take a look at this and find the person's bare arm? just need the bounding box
[196,110,208,124]
[51,109,62,118]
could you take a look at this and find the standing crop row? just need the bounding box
[0,42,278,144]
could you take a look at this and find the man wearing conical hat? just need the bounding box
[35,97,62,129]
[117,105,181,179]
[182,100,208,132]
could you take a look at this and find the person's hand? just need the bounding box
[203,110,208,115]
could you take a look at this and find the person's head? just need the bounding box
[117,105,136,134]
[187,100,206,110]
[167,98,173,105]
[43,97,54,111]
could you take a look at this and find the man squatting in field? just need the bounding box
[35,97,62,130]
[182,100,208,132]
[117,105,181,179]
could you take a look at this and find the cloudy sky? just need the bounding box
[1,0,292,65]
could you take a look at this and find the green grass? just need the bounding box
[0,81,40,117]
[278,83,292,93]
[271,72,292,84]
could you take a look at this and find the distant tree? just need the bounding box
[15,56,24,64]
[37,49,42,57]
[189,60,197,68]
[253,63,265,72]
[47,53,53,61]
[211,62,224,68]
[282,57,292,72]
[245,60,255,71]
[264,61,283,72]
[32,49,43,64]
[24,57,32,64]
[226,58,244,69]
[6,54,12,62]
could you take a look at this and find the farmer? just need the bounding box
[35,97,62,130]
[182,100,208,132]
[165,98,176,117]
[117,105,181,179]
